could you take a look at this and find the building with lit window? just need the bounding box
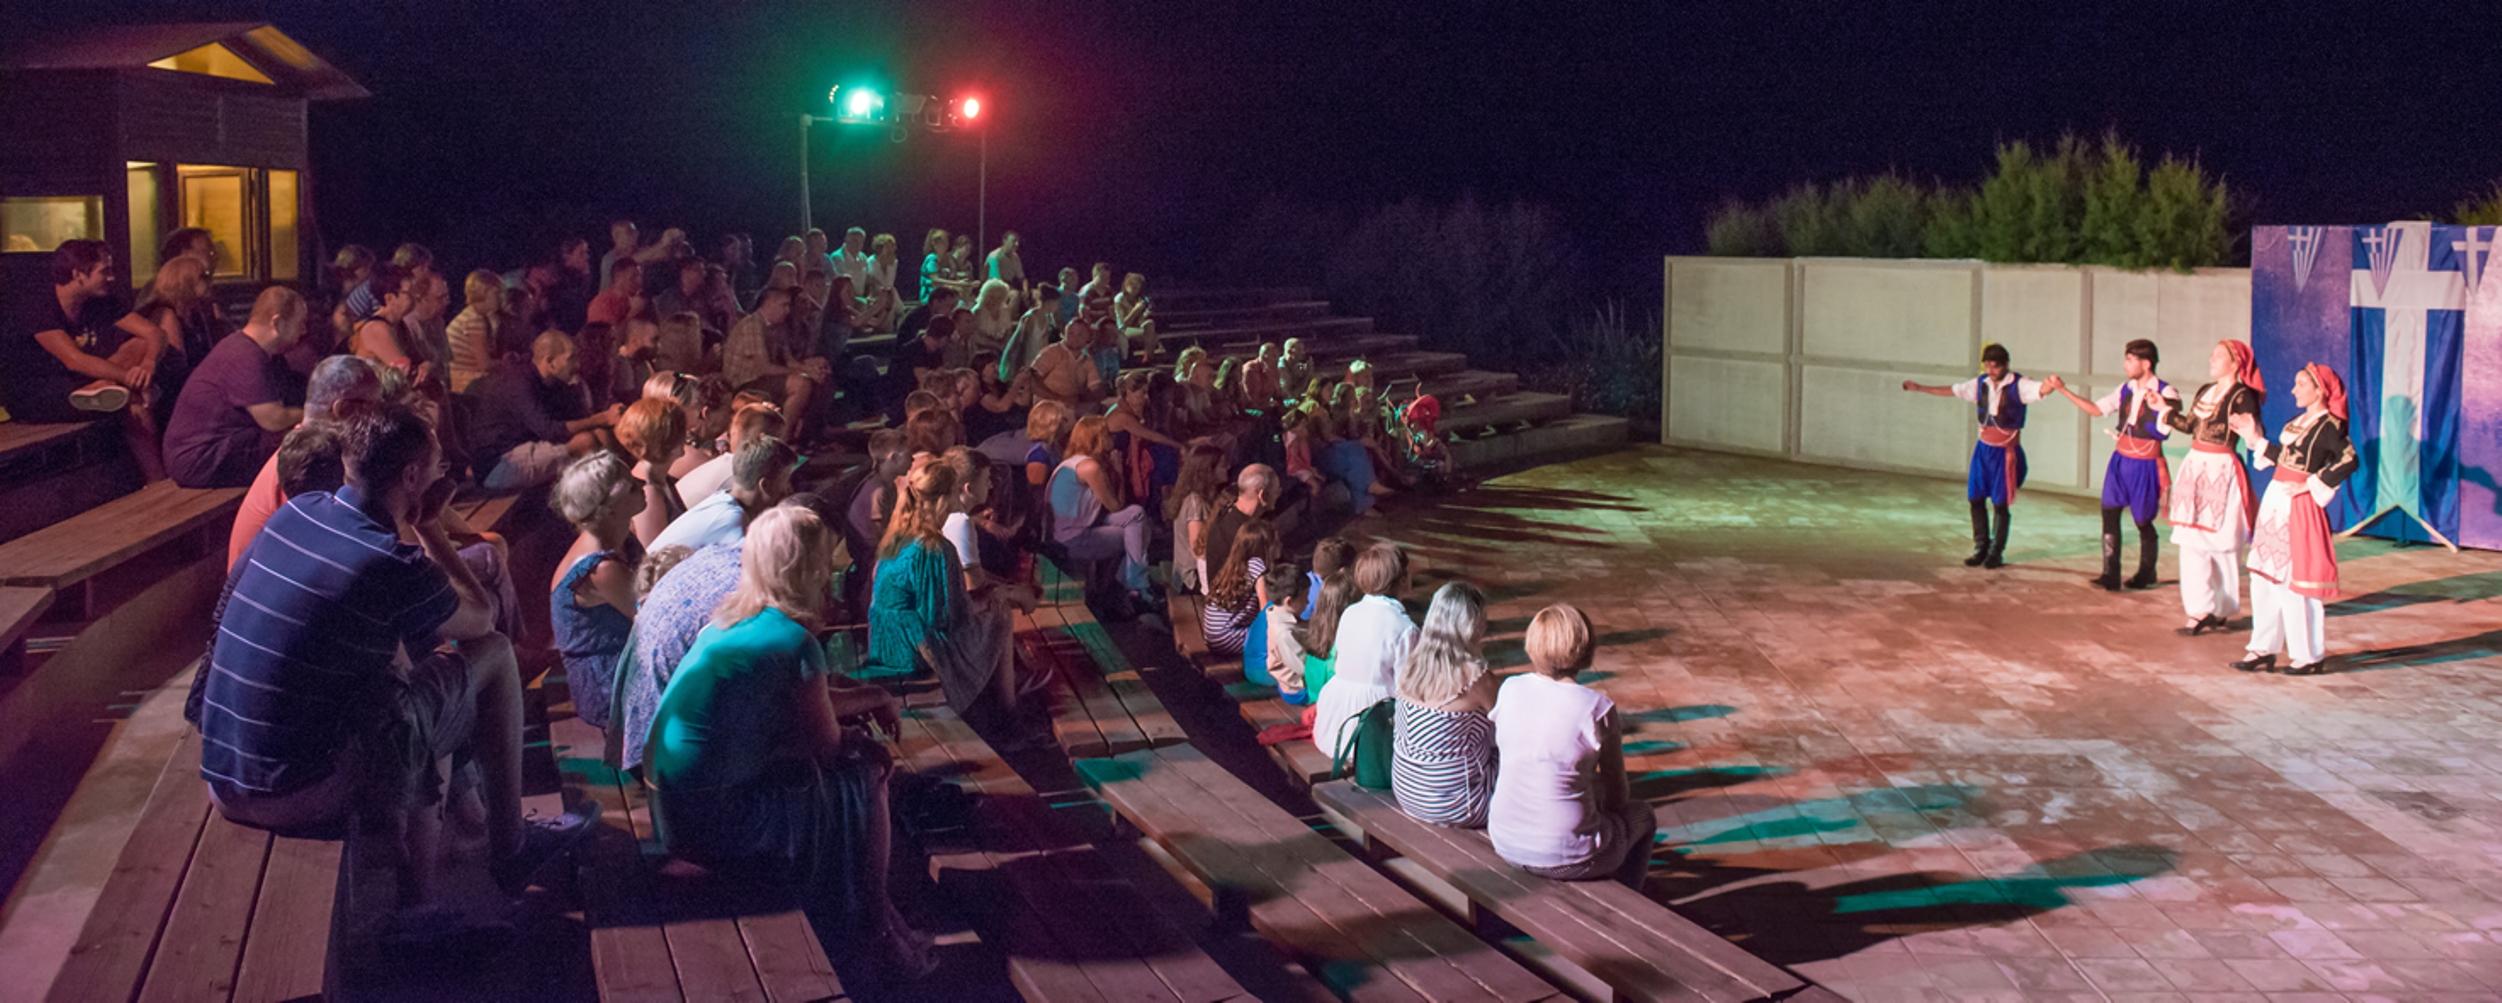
[0,22,364,297]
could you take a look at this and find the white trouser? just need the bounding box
[2177,543,2241,621]
[2246,574,2324,666]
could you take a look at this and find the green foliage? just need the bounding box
[1704,201,1780,256]
[1319,197,1585,361]
[1707,130,2236,270]
[1521,299,1662,430]
[2455,182,2502,226]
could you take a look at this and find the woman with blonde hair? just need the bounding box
[446,269,504,392]
[864,460,1023,723]
[1488,603,1653,887]
[969,279,1017,356]
[1392,582,1497,828]
[1048,415,1156,612]
[548,451,646,730]
[646,505,926,976]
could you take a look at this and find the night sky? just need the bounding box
[13,1,2500,299]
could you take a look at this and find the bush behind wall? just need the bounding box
[1704,131,2239,271]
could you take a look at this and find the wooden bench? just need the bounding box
[1311,781,1842,1003]
[0,585,55,672]
[0,420,96,465]
[1167,593,1335,785]
[43,730,345,1003]
[888,687,1310,1001]
[0,481,245,613]
[1018,562,1187,760]
[1080,743,1564,1002]
[551,715,851,1002]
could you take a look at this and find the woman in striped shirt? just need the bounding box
[1392,582,1498,828]
[1199,519,1278,657]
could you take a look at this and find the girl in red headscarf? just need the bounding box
[2227,362,2357,675]
[2150,339,2265,636]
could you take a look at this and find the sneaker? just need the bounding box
[69,381,129,413]
[491,799,602,895]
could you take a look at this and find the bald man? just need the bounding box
[164,286,308,488]
[470,329,622,491]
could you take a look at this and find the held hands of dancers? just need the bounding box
[2228,411,2261,440]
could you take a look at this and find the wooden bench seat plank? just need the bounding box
[922,708,1247,1003]
[0,585,55,652]
[0,484,245,588]
[1150,748,1559,1003]
[1013,618,1116,760]
[553,718,687,1003]
[1092,749,1442,1003]
[1032,592,1187,748]
[0,419,91,458]
[1168,594,1334,785]
[230,833,344,1003]
[136,811,273,1003]
[888,701,1118,1002]
[44,732,214,1003]
[1313,781,1814,1002]
[734,912,848,1003]
[1092,745,1557,1002]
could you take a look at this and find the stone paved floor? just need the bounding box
[1367,445,2502,1002]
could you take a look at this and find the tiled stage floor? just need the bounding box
[1371,446,2502,1001]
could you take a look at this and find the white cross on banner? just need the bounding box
[2351,221,2466,519]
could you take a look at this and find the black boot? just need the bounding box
[1983,504,2011,569]
[2094,509,2123,590]
[1964,499,1991,567]
[2126,522,2160,589]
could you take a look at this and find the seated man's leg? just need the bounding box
[486,439,573,492]
[376,636,521,906]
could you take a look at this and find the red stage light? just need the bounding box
[958,96,982,121]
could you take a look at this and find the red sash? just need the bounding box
[2115,435,2171,512]
[2271,466,2339,600]
[1978,427,2021,503]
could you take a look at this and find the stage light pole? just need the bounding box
[806,84,986,246]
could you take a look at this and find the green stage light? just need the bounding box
[845,87,882,120]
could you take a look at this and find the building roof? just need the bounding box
[0,22,367,100]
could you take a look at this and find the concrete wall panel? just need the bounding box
[1667,356,1788,454]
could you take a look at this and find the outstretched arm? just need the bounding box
[2052,377,2102,416]
[1900,380,1957,398]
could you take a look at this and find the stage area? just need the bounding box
[1367,445,2502,999]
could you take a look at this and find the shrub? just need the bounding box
[2456,182,2502,226]
[1319,198,1584,362]
[1705,130,2235,270]
[1519,299,1661,431]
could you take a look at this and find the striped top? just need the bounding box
[200,485,458,797]
[1199,558,1266,656]
[1392,699,1496,828]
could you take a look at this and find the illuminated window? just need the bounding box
[0,196,102,253]
[178,166,257,280]
[148,43,274,85]
[268,170,300,281]
[127,163,166,284]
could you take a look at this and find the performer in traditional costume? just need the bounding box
[2150,340,2263,635]
[2051,339,2180,591]
[1902,344,2052,569]
[2228,363,2356,676]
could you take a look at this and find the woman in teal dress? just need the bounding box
[645,505,927,975]
[864,457,1023,726]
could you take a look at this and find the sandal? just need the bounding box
[2179,615,2225,637]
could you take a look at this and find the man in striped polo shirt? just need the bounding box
[197,402,594,936]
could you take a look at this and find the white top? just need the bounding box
[1309,595,1415,760]
[1487,673,1618,869]
[651,489,749,553]
[675,453,734,508]
[1264,605,1309,684]
[941,511,980,569]
[2092,378,2177,432]
[829,247,869,288]
[865,255,897,298]
[1950,375,2046,418]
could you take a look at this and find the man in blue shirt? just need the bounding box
[651,435,798,552]
[198,403,595,934]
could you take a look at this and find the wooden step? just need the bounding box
[1146,286,1317,311]
[1449,414,1629,470]
[1391,369,1519,400]
[0,482,244,591]
[1156,300,1332,330]
[1359,351,1470,382]
[1437,392,1573,435]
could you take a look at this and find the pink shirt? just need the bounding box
[228,451,286,570]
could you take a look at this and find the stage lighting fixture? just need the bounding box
[844,87,882,120]
[958,96,982,121]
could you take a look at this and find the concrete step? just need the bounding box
[1437,391,1574,435]
[1360,350,1470,382]
[1155,300,1332,330]
[1164,314,1373,349]
[1449,413,1629,471]
[1389,369,1519,399]
[1149,286,1316,311]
